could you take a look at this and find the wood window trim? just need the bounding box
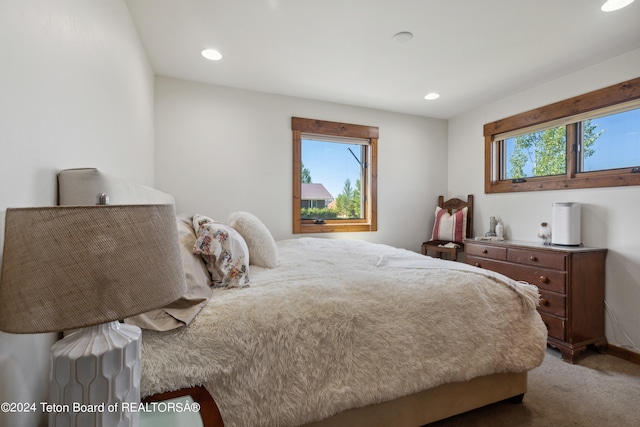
[484,77,640,194]
[292,117,378,234]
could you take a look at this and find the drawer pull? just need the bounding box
[540,298,549,306]
[474,263,481,268]
[481,249,488,254]
[530,255,538,261]
[539,275,549,283]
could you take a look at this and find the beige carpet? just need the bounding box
[428,348,640,426]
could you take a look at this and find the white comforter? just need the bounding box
[140,238,548,427]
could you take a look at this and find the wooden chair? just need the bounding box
[421,195,473,261]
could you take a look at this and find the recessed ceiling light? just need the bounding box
[424,93,440,100]
[201,49,222,61]
[601,0,634,11]
[393,31,414,43]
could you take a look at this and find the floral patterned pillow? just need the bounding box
[192,214,250,289]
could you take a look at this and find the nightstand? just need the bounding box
[464,239,607,363]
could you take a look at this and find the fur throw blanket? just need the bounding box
[140,238,547,427]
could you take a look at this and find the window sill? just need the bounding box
[294,222,376,234]
[487,167,640,193]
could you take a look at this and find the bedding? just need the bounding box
[56,168,548,427]
[139,237,547,427]
[125,216,212,331]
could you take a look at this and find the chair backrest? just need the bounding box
[438,194,473,239]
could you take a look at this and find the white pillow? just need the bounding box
[228,211,278,268]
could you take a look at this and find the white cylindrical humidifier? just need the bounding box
[551,202,581,246]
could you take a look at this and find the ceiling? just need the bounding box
[125,0,640,119]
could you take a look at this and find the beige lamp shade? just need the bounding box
[0,204,187,333]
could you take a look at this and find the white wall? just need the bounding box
[154,77,448,252]
[448,49,640,356]
[0,1,155,426]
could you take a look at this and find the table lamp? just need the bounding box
[0,204,187,427]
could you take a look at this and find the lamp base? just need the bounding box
[49,321,142,427]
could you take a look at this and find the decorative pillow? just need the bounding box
[125,216,212,331]
[192,214,250,289]
[430,206,468,243]
[227,211,278,268]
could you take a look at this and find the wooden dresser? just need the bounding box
[464,239,607,363]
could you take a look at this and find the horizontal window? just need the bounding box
[485,77,640,193]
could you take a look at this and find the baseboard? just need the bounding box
[607,344,640,365]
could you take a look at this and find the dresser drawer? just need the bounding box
[538,289,566,317]
[507,248,566,270]
[465,244,507,261]
[465,256,503,271]
[466,257,566,294]
[500,263,566,294]
[539,312,566,341]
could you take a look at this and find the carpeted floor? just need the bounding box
[428,348,640,426]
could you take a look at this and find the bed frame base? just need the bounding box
[146,371,527,427]
[303,371,527,427]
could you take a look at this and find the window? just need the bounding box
[292,117,378,233]
[581,108,640,172]
[502,125,568,179]
[484,77,640,193]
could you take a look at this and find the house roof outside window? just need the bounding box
[301,183,333,201]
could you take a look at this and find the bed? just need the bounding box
[57,168,548,427]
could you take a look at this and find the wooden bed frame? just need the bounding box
[146,372,527,427]
[58,168,530,427]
